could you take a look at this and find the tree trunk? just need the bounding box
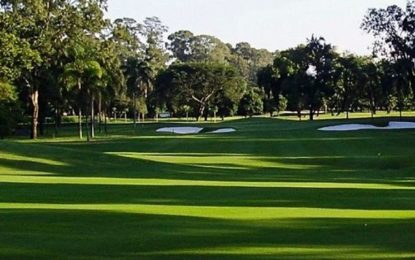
[54,106,61,137]
[77,79,83,139]
[30,89,39,139]
[98,94,102,133]
[86,113,90,142]
[309,107,314,121]
[91,95,95,139]
[133,93,137,128]
[78,108,83,139]
[199,104,206,122]
[104,110,108,134]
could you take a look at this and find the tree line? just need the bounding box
[1,0,414,139]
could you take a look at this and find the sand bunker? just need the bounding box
[210,128,236,133]
[156,127,237,134]
[319,121,415,132]
[156,127,203,134]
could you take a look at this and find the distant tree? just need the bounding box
[336,54,364,118]
[0,81,21,137]
[111,17,144,60]
[277,94,288,115]
[63,39,103,141]
[166,30,195,62]
[304,35,336,120]
[229,42,274,83]
[392,59,414,118]
[238,86,264,117]
[143,17,169,73]
[167,32,231,64]
[156,63,245,121]
[362,1,415,103]
[124,58,154,125]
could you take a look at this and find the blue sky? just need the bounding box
[106,0,408,55]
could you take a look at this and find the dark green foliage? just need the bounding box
[238,86,264,117]
[156,62,245,120]
[0,81,21,137]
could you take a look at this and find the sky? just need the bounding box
[106,0,408,55]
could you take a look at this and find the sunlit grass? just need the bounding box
[0,151,68,167]
[143,246,415,259]
[1,175,414,190]
[0,116,415,258]
[111,152,320,170]
[1,203,415,220]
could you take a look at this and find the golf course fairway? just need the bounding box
[0,117,414,259]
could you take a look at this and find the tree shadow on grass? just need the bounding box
[1,138,415,186]
[1,183,415,210]
[0,209,414,258]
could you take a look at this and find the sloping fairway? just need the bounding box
[1,118,415,258]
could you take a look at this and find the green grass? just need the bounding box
[1,115,415,258]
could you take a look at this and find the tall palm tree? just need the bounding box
[63,43,103,141]
[124,57,154,126]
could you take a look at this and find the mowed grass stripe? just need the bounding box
[1,176,414,190]
[1,203,415,220]
[1,118,415,258]
[141,246,415,259]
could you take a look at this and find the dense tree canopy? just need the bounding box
[156,62,245,121]
[0,1,414,139]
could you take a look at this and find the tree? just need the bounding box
[156,62,245,121]
[358,59,382,118]
[143,17,169,73]
[336,54,362,118]
[257,65,276,116]
[167,32,232,64]
[0,81,21,137]
[124,58,154,125]
[0,0,108,139]
[258,50,299,117]
[362,1,415,103]
[392,59,414,118]
[63,39,103,141]
[230,42,274,83]
[166,30,195,62]
[304,35,336,120]
[238,86,264,117]
[111,17,144,60]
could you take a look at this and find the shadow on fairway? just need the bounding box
[1,141,414,186]
[0,209,414,259]
[0,118,414,258]
[1,183,415,210]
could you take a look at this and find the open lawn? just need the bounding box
[1,116,415,258]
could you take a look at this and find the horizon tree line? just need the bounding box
[1,0,414,139]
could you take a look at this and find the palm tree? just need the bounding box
[124,57,154,126]
[63,42,103,141]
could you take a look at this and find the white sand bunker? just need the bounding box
[319,121,415,132]
[156,127,203,134]
[210,128,236,133]
[156,127,237,134]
